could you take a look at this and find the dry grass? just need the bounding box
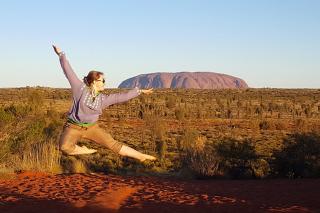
[18,141,62,174]
[70,158,88,173]
[0,165,15,179]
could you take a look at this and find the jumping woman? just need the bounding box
[53,45,156,162]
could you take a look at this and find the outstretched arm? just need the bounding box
[52,45,82,90]
[102,88,153,108]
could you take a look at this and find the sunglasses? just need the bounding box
[96,79,105,84]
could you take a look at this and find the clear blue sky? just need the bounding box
[0,0,319,88]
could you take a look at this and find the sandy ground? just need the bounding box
[0,172,319,213]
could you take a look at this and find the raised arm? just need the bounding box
[52,45,82,90]
[102,88,153,108]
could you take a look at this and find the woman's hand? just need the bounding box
[140,88,153,95]
[52,44,62,56]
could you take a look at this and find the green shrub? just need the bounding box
[215,138,259,179]
[0,108,14,127]
[273,133,320,178]
[26,89,44,111]
[4,104,31,119]
[9,119,48,154]
[251,159,271,178]
[0,108,13,121]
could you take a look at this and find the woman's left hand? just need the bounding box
[140,88,153,95]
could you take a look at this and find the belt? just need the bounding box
[67,118,96,128]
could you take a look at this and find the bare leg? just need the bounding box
[119,145,156,162]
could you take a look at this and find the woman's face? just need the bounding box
[93,75,105,92]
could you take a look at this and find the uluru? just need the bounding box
[118,72,249,89]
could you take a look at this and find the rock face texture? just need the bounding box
[118,72,248,89]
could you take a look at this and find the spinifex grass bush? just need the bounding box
[18,140,62,174]
[273,132,320,178]
[61,156,88,174]
[182,142,223,178]
[178,129,223,178]
[155,139,167,166]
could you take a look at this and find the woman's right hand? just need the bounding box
[140,88,154,95]
[52,44,62,56]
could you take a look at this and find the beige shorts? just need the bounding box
[59,122,123,155]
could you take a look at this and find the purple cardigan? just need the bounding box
[59,52,140,123]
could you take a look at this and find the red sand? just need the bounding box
[0,172,319,213]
